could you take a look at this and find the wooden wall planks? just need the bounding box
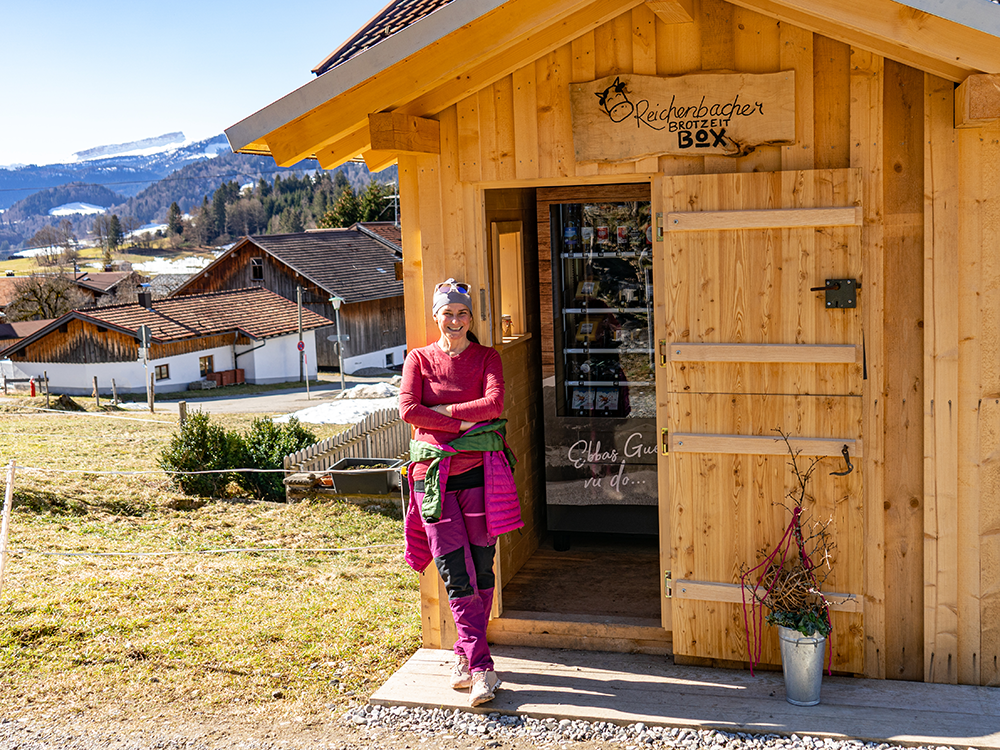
[978,121,1000,689]
[850,46,887,681]
[881,59,925,681]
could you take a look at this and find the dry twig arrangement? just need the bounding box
[739,429,835,675]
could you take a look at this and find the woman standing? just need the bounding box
[399,279,522,707]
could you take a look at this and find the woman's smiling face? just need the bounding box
[435,304,472,341]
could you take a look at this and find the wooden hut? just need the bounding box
[225,0,1000,686]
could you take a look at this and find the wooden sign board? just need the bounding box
[570,71,795,162]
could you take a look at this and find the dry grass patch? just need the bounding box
[0,410,419,717]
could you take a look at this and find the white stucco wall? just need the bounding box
[2,345,234,395]
[237,331,318,384]
[1,332,318,395]
[343,344,407,374]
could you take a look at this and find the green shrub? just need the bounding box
[234,417,317,502]
[157,411,241,497]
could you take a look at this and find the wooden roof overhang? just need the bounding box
[225,0,1000,171]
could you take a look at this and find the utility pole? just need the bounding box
[329,296,346,392]
[297,285,304,383]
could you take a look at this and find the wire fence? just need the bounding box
[0,403,414,593]
[0,461,405,570]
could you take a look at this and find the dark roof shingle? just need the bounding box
[78,287,334,343]
[312,0,456,75]
[240,227,403,305]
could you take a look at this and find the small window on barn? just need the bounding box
[155,364,170,381]
[199,355,214,378]
[96,326,107,333]
[58,323,68,334]
[489,220,526,343]
[250,257,264,282]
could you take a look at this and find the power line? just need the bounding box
[0,169,326,195]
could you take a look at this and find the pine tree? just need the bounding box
[319,185,359,228]
[359,181,389,222]
[108,214,123,252]
[167,202,184,235]
[278,206,305,234]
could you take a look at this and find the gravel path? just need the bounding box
[0,704,974,750]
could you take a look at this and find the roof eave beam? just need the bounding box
[258,0,647,166]
[723,0,995,82]
[956,73,1000,128]
[645,0,694,24]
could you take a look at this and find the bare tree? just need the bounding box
[99,272,144,307]
[27,226,65,267]
[5,274,90,321]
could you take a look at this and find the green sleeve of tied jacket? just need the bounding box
[408,419,517,522]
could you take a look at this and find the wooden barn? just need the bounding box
[171,225,405,373]
[225,0,1000,686]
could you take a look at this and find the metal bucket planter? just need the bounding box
[777,626,827,706]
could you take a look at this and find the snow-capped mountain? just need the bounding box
[0,133,233,210]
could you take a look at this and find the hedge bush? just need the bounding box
[159,413,316,501]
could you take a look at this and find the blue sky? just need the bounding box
[2,1,378,166]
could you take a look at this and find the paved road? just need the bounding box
[153,373,396,415]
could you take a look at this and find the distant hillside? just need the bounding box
[112,150,379,225]
[5,183,125,222]
[0,133,397,251]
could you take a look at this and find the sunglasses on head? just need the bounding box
[435,279,471,295]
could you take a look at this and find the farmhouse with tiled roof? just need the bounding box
[0,287,334,395]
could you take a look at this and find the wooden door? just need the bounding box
[655,169,865,672]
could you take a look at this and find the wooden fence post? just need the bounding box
[0,460,16,597]
[111,379,118,405]
[178,401,187,427]
[93,376,100,409]
[43,371,49,408]
[148,373,155,413]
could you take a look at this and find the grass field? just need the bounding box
[0,243,216,276]
[0,405,421,718]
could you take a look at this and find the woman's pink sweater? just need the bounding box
[399,342,505,480]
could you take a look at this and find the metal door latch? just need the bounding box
[664,571,672,598]
[810,279,860,308]
[830,444,854,476]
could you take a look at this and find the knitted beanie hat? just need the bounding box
[432,279,473,315]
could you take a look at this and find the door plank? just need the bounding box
[666,206,861,231]
[669,433,861,458]
[668,343,858,363]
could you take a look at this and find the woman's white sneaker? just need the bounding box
[450,654,472,689]
[468,670,501,706]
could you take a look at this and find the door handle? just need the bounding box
[830,444,854,476]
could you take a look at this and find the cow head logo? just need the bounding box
[596,77,634,123]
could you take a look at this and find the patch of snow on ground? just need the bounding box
[49,202,107,216]
[334,382,399,400]
[11,245,58,258]
[133,255,218,274]
[276,396,399,425]
[129,223,168,238]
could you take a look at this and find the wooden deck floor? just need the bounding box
[371,646,1000,748]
